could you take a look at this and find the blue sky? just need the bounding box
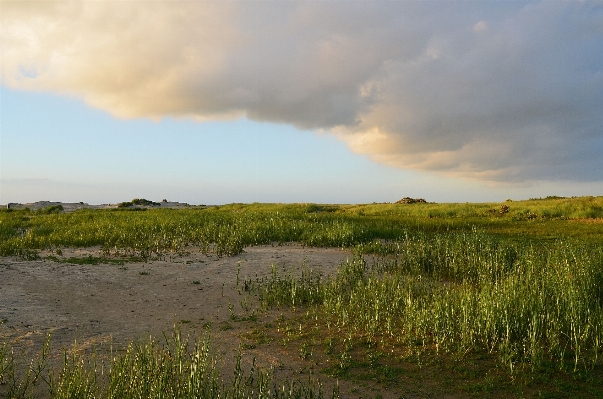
[0,86,479,204]
[1,1,602,205]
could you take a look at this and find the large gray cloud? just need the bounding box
[2,1,602,182]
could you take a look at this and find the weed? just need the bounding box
[300,342,312,360]
[219,322,234,331]
[325,338,334,355]
[1,328,338,399]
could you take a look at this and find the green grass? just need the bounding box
[0,329,338,399]
[251,231,603,396]
[1,197,602,260]
[1,197,603,397]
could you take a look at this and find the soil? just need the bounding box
[0,245,457,398]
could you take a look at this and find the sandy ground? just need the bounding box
[0,244,421,398]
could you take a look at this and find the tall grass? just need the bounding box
[0,329,338,399]
[254,231,603,375]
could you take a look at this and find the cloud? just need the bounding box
[2,1,602,183]
[473,21,489,32]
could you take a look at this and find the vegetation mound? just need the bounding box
[396,197,428,204]
[117,198,161,208]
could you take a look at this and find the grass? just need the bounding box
[1,196,603,397]
[0,329,338,399]
[1,197,602,260]
[249,231,603,396]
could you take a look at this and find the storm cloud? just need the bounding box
[2,1,602,183]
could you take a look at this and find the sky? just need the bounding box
[1,1,602,205]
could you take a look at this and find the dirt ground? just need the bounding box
[1,244,428,398]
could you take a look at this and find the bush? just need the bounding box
[118,199,161,208]
[37,205,64,214]
[396,197,428,204]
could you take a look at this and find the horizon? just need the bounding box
[2,1,602,204]
[4,194,600,208]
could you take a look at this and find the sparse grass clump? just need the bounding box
[0,329,338,399]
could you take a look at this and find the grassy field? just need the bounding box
[1,196,602,259]
[1,196,602,397]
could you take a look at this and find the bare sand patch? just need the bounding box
[1,244,416,398]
